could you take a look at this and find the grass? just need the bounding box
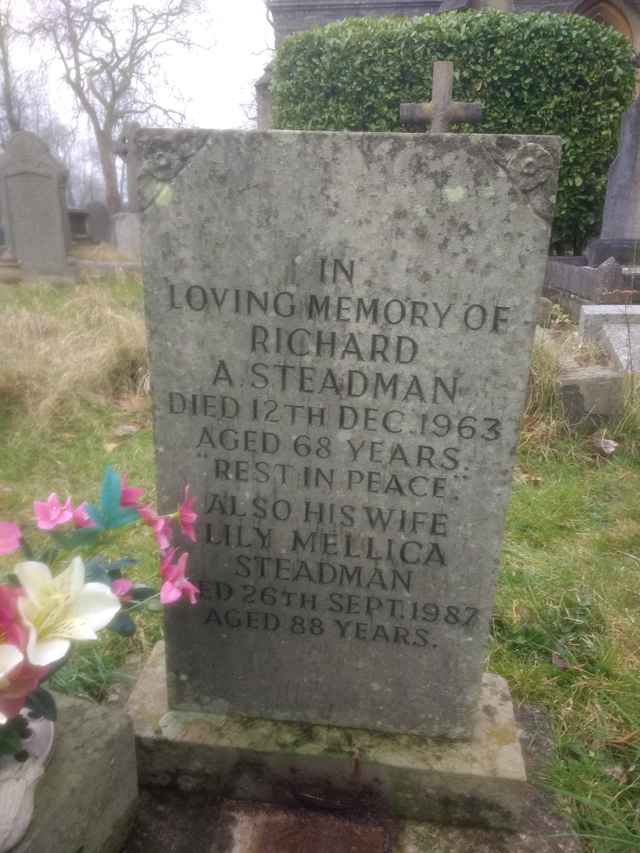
[1,277,640,850]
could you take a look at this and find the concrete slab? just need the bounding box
[601,323,640,372]
[557,366,625,427]
[579,304,640,342]
[128,643,528,830]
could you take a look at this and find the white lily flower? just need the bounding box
[0,644,23,681]
[15,557,121,667]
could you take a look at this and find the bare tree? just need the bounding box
[31,0,204,213]
[0,4,21,135]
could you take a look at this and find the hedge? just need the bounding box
[272,12,635,251]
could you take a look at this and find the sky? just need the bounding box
[17,0,275,131]
[172,0,274,129]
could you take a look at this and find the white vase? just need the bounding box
[0,714,55,853]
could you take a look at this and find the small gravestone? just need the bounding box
[587,96,640,266]
[0,131,72,277]
[133,95,560,826]
[86,201,111,243]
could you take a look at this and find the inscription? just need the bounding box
[161,256,516,652]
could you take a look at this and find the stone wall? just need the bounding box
[267,0,440,45]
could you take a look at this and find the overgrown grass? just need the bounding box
[0,275,147,419]
[1,278,639,850]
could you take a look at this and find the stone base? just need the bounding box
[586,237,640,267]
[557,366,624,427]
[13,693,138,853]
[128,643,528,830]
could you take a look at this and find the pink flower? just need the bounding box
[111,578,134,602]
[0,586,27,651]
[139,505,173,552]
[72,502,96,529]
[160,551,199,606]
[33,494,73,530]
[0,658,48,724]
[120,474,144,508]
[0,522,21,556]
[178,486,198,543]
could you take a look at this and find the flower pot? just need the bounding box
[0,714,55,853]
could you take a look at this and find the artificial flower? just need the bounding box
[160,550,199,605]
[111,578,134,601]
[178,486,198,543]
[139,505,173,551]
[0,659,46,725]
[0,586,27,656]
[0,522,21,556]
[120,474,144,508]
[33,493,73,530]
[72,502,96,529]
[0,586,29,724]
[15,557,121,667]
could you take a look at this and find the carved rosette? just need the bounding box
[136,130,211,211]
[505,142,558,222]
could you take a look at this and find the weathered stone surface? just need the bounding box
[141,128,559,738]
[600,97,640,242]
[586,96,640,266]
[579,304,640,342]
[112,211,142,260]
[86,201,111,243]
[557,366,624,427]
[0,131,73,278]
[129,643,527,829]
[601,323,640,373]
[14,693,138,853]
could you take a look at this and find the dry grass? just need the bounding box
[71,241,133,263]
[0,282,148,421]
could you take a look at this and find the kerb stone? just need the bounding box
[129,642,528,830]
[14,693,138,853]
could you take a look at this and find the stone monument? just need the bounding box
[86,201,111,244]
[0,131,73,278]
[587,96,640,266]
[112,122,142,261]
[129,90,560,827]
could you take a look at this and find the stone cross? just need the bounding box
[113,121,142,212]
[400,61,482,132]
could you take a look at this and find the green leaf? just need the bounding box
[108,611,137,637]
[131,585,157,601]
[88,467,140,531]
[26,687,58,722]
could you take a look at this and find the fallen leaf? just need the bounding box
[514,466,543,487]
[551,651,571,670]
[104,442,119,453]
[590,434,619,458]
[112,423,141,439]
[604,765,628,783]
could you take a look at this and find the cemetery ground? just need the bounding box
[0,277,639,852]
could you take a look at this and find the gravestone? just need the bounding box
[134,125,560,824]
[587,96,640,266]
[0,131,72,277]
[112,122,143,260]
[86,201,111,243]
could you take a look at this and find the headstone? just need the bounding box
[140,126,560,740]
[0,132,72,277]
[112,211,142,261]
[587,97,640,266]
[86,201,111,243]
